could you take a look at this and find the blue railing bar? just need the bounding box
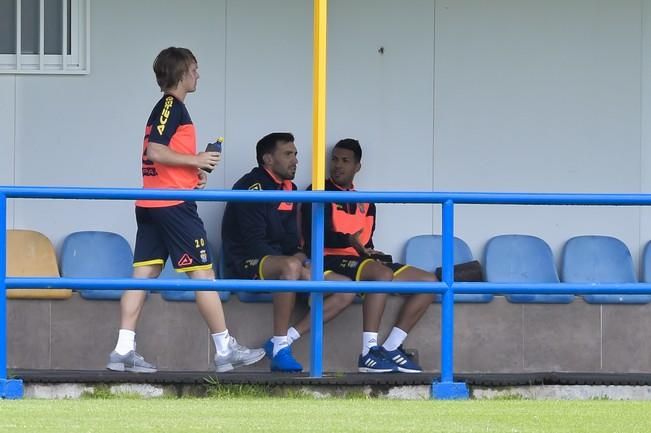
[0,194,6,379]
[309,202,325,377]
[6,185,651,206]
[4,277,449,293]
[440,200,454,383]
[452,282,651,294]
[9,278,651,294]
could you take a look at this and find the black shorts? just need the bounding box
[133,201,213,273]
[324,255,410,281]
[232,256,271,280]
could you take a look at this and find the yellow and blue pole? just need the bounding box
[309,0,328,378]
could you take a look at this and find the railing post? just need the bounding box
[431,200,468,399]
[309,202,325,377]
[0,193,23,399]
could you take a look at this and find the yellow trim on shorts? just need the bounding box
[323,270,334,277]
[393,265,412,278]
[355,258,376,282]
[175,264,213,273]
[258,255,271,280]
[133,259,164,267]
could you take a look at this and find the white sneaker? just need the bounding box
[215,337,265,372]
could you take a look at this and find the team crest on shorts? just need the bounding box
[244,258,260,269]
[342,259,358,269]
[200,250,208,263]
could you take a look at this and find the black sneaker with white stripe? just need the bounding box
[382,345,423,373]
[357,346,398,373]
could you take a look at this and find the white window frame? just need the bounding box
[0,0,90,75]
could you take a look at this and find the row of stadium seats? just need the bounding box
[406,234,651,304]
[6,229,651,304]
[6,230,228,302]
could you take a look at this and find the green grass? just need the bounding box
[2,399,651,433]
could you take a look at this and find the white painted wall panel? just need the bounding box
[328,0,435,259]
[434,0,643,268]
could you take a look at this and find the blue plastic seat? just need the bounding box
[159,246,230,302]
[642,241,651,283]
[403,234,492,303]
[484,234,573,303]
[562,235,650,304]
[60,231,134,300]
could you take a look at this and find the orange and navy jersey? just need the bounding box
[136,95,198,208]
[221,167,302,269]
[301,178,376,257]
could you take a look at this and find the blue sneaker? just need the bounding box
[263,338,273,359]
[383,345,422,373]
[358,346,398,373]
[270,346,303,372]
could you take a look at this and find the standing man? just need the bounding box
[300,139,437,373]
[107,47,264,373]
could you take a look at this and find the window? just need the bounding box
[0,0,90,74]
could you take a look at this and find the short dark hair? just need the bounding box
[334,138,362,163]
[256,132,295,166]
[153,47,197,91]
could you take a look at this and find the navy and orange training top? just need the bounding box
[301,178,376,257]
[137,95,198,208]
[221,167,302,271]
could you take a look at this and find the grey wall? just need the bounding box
[1,0,651,272]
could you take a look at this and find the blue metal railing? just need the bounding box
[4,186,651,399]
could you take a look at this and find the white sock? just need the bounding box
[382,327,408,352]
[212,329,231,356]
[272,335,289,356]
[114,329,135,355]
[362,332,379,356]
[287,326,301,345]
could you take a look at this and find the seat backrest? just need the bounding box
[403,234,492,303]
[642,240,651,283]
[485,235,559,283]
[561,235,648,304]
[60,231,133,300]
[562,235,635,283]
[404,235,473,272]
[7,229,72,299]
[485,234,573,304]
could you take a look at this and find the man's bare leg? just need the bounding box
[392,267,437,333]
[188,268,226,334]
[119,265,161,330]
[108,265,161,373]
[292,272,354,336]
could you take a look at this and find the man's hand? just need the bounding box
[196,169,207,189]
[348,229,367,256]
[293,252,309,265]
[195,151,221,171]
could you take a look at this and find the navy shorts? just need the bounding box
[133,201,213,272]
[323,255,409,281]
[232,256,271,280]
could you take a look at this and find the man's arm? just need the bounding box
[147,142,219,171]
[363,203,378,251]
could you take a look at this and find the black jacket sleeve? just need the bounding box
[364,203,377,250]
[281,200,302,256]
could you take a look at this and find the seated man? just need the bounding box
[298,138,438,373]
[221,132,348,372]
